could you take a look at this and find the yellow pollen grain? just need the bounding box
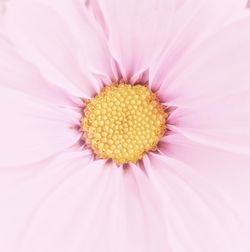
[81,83,167,165]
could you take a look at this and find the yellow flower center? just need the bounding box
[81,83,167,165]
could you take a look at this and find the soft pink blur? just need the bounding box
[0,0,6,15]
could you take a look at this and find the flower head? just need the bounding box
[81,83,167,164]
[1,0,250,251]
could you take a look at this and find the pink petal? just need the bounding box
[0,37,81,107]
[85,0,109,38]
[33,0,118,84]
[1,0,115,98]
[161,18,250,156]
[143,153,250,251]
[0,87,81,166]
[72,163,170,252]
[120,164,170,252]
[160,134,250,214]
[0,151,172,252]
[0,151,92,252]
[93,0,174,82]
[159,17,250,105]
[150,0,248,90]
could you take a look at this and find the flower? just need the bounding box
[1,0,250,251]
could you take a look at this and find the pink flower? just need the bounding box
[1,0,250,251]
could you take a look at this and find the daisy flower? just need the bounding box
[1,0,250,251]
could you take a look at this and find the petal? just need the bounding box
[160,17,250,105]
[160,133,250,237]
[1,0,115,98]
[0,87,81,166]
[93,0,174,81]
[143,153,250,252]
[150,0,248,90]
[160,133,250,213]
[0,37,81,107]
[33,0,119,84]
[0,151,92,252]
[161,18,250,155]
[0,152,169,252]
[120,164,170,252]
[73,163,170,252]
[0,147,172,252]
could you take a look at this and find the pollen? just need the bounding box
[81,84,167,165]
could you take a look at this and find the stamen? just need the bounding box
[81,83,167,164]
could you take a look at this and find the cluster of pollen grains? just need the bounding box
[81,83,167,165]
